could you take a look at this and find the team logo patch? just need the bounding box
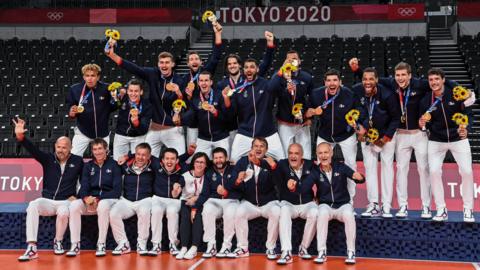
[198,101,203,109]
[158,168,163,173]
[69,164,75,168]
[100,96,105,100]
[339,104,345,108]
[319,175,325,182]
[411,92,417,96]
[360,97,365,105]
[243,91,248,98]
[300,81,305,85]
[448,101,455,106]
[90,168,95,175]
[290,172,295,177]
[259,90,264,94]
[334,172,340,177]
[227,174,231,178]
[376,100,380,104]
[306,170,310,174]
[212,174,217,181]
[146,168,151,172]
[122,103,127,110]
[106,169,112,174]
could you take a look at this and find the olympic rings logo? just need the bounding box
[47,12,64,21]
[397,8,416,17]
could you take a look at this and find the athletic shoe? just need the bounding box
[176,247,188,260]
[361,203,380,217]
[421,206,432,219]
[276,250,293,265]
[53,239,65,255]
[432,208,448,222]
[313,249,327,264]
[345,250,356,265]
[18,244,38,262]
[298,246,312,259]
[169,243,180,255]
[95,243,106,257]
[266,248,277,260]
[137,242,148,256]
[464,208,475,223]
[395,205,408,218]
[66,242,80,257]
[112,242,131,256]
[381,205,393,218]
[184,246,197,260]
[227,247,249,258]
[202,243,216,258]
[215,246,231,258]
[148,243,162,256]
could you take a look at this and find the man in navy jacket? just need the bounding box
[294,143,365,265]
[352,68,401,218]
[199,147,242,258]
[67,138,121,257]
[67,64,117,156]
[226,137,280,260]
[106,45,186,157]
[419,68,475,223]
[275,143,317,265]
[14,118,83,262]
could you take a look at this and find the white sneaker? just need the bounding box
[184,246,198,260]
[464,208,475,223]
[112,241,131,256]
[314,249,327,264]
[395,205,408,218]
[215,246,231,258]
[148,243,162,256]
[66,242,80,257]
[381,205,393,218]
[266,248,277,260]
[421,206,432,219]
[361,203,381,217]
[227,247,249,258]
[432,208,448,222]
[95,243,106,257]
[176,247,188,260]
[18,244,38,262]
[276,250,293,265]
[137,242,148,256]
[345,250,356,265]
[169,243,180,255]
[203,243,216,258]
[298,246,312,259]
[53,239,65,255]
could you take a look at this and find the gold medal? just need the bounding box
[187,81,195,91]
[226,88,234,97]
[166,82,175,91]
[77,105,84,113]
[423,112,431,121]
[130,108,139,117]
[314,107,323,115]
[401,115,406,123]
[201,102,211,111]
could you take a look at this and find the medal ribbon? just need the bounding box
[367,96,376,127]
[79,83,93,105]
[200,89,214,105]
[129,100,143,114]
[427,93,442,113]
[321,89,340,109]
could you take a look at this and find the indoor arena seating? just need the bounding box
[1,35,479,262]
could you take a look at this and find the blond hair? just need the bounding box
[81,63,102,75]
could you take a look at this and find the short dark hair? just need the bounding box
[189,152,211,171]
[244,58,258,66]
[158,51,174,62]
[362,67,378,78]
[127,79,143,90]
[394,62,412,74]
[224,53,242,74]
[324,69,341,81]
[286,50,299,56]
[252,137,268,149]
[161,147,178,159]
[90,138,108,150]
[199,70,212,80]
[135,142,151,153]
[427,67,445,79]
[188,51,200,59]
[212,147,228,158]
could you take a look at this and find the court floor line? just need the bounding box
[187,258,205,270]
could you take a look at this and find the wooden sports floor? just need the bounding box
[1,251,477,270]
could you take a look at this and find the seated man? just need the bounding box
[109,143,158,256]
[295,143,365,265]
[67,138,122,257]
[13,117,83,262]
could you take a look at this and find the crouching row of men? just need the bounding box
[14,117,364,265]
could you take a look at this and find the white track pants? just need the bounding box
[429,139,474,210]
[278,123,312,159]
[187,127,199,147]
[68,198,118,244]
[195,137,230,159]
[109,197,151,246]
[113,133,146,161]
[395,130,430,208]
[145,127,186,158]
[234,200,281,250]
[279,201,317,251]
[150,195,181,245]
[317,203,356,252]
[202,198,239,249]
[26,198,70,243]
[230,133,285,163]
[71,127,110,157]
[361,139,395,207]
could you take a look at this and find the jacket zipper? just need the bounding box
[53,160,66,200]
[92,90,98,137]
[207,108,213,141]
[252,85,257,137]
[440,102,450,143]
[168,175,171,198]
[135,174,140,201]
[331,99,336,143]
[161,80,166,125]
[98,165,103,197]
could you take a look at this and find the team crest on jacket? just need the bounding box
[360,97,365,105]
[212,174,217,182]
[106,169,112,174]
[122,103,127,110]
[90,167,95,175]
[243,91,248,98]
[411,92,416,96]
[339,104,345,108]
[198,101,203,109]
[334,172,340,177]
[227,174,231,178]
[306,170,310,174]
[69,164,75,168]
[100,96,105,100]
[259,90,264,94]
[290,172,294,177]
[448,101,455,106]
[319,175,325,182]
